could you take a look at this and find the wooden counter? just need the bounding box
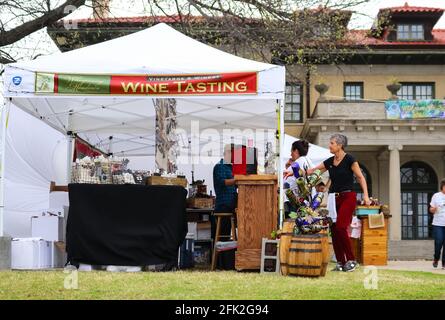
[234,174,278,271]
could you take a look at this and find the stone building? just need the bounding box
[47,3,445,259]
[297,4,445,259]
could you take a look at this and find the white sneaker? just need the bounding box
[343,260,359,272]
[78,263,93,271]
[106,265,141,272]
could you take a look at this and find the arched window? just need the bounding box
[353,165,372,201]
[401,161,438,240]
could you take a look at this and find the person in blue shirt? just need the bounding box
[212,144,237,239]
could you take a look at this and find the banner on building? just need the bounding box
[385,100,445,120]
[35,72,258,96]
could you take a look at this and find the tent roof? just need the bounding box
[8,23,280,76]
[3,23,284,157]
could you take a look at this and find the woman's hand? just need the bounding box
[283,171,294,179]
[306,168,315,176]
[363,196,372,206]
[285,158,293,169]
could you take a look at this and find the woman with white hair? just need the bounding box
[306,133,371,272]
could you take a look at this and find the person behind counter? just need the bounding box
[306,133,371,272]
[429,178,445,269]
[212,144,237,241]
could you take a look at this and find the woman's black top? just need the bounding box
[323,153,357,193]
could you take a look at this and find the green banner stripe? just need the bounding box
[57,74,111,94]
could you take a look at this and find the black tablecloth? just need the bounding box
[66,184,187,267]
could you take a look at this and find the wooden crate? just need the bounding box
[146,176,187,188]
[360,217,389,266]
[362,253,387,266]
[363,228,387,237]
[187,197,214,209]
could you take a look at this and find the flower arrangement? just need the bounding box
[285,162,330,235]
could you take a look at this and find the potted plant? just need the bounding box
[386,77,401,100]
[314,79,329,101]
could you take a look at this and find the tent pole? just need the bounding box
[108,136,113,157]
[278,98,285,229]
[66,109,74,185]
[0,99,11,237]
[66,134,74,184]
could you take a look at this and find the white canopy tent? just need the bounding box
[282,134,332,167]
[1,23,286,236]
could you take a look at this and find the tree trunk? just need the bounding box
[154,98,179,174]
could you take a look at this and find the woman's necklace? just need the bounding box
[334,152,346,165]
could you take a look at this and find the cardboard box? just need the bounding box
[187,197,214,209]
[197,221,212,240]
[31,214,64,242]
[53,241,67,268]
[194,242,211,267]
[49,192,69,211]
[11,238,54,270]
[146,176,188,188]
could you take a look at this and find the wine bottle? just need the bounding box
[291,162,304,178]
[296,177,310,198]
[311,192,324,210]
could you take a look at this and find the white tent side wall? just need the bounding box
[1,103,68,237]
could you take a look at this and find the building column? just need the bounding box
[388,144,403,241]
[377,151,389,206]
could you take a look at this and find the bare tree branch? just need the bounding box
[0,0,87,47]
[0,48,15,63]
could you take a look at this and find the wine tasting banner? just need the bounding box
[385,100,445,119]
[35,72,258,96]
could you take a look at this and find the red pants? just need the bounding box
[331,192,357,265]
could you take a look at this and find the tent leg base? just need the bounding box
[0,236,11,270]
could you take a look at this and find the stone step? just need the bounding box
[389,240,434,260]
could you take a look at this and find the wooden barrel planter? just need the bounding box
[318,231,330,277]
[279,219,295,276]
[288,233,326,277]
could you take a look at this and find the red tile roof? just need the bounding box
[380,3,444,13]
[55,11,445,48]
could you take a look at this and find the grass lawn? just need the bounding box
[0,265,444,300]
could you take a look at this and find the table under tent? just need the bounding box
[1,23,286,267]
